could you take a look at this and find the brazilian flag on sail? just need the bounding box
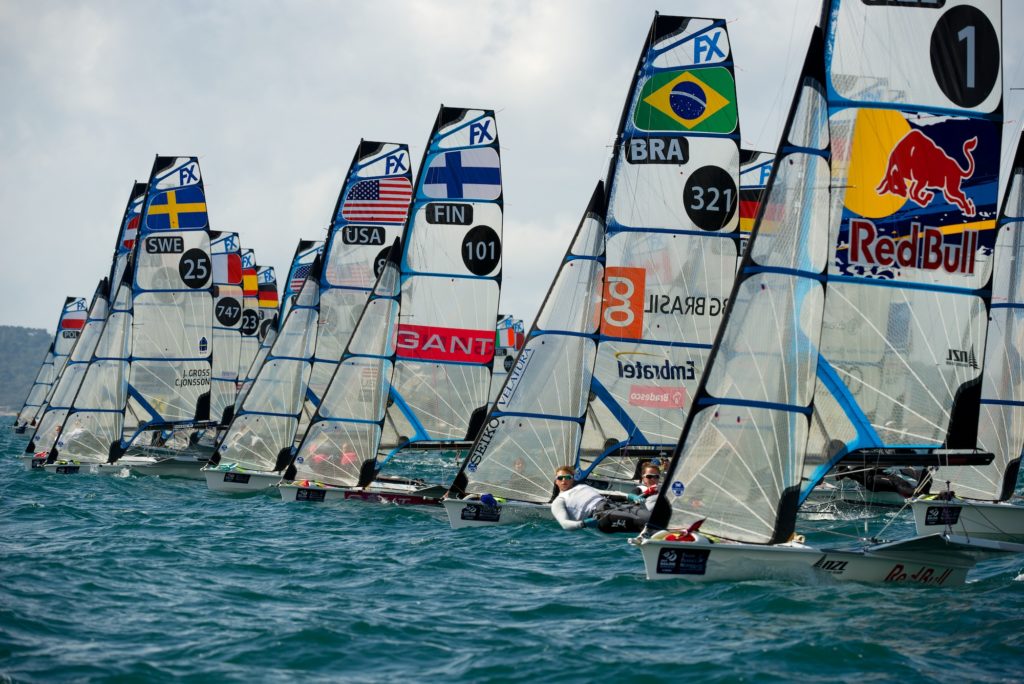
[633,67,737,134]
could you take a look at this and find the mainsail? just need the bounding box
[931,129,1022,501]
[237,247,262,380]
[448,184,606,502]
[647,20,832,544]
[279,240,321,323]
[801,0,1003,501]
[385,107,502,447]
[15,296,87,430]
[118,156,215,453]
[580,15,742,478]
[210,231,244,424]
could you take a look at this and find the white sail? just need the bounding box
[580,16,742,481]
[289,241,402,486]
[210,231,244,424]
[649,21,832,544]
[448,184,606,503]
[236,248,262,381]
[386,107,502,446]
[15,296,87,429]
[119,156,215,454]
[932,132,1023,500]
[801,0,1003,499]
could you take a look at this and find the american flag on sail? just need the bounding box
[289,263,313,295]
[340,177,412,224]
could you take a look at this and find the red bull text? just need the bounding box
[849,219,978,276]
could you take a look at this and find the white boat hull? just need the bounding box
[124,454,210,480]
[910,498,1024,543]
[442,498,551,528]
[18,454,47,471]
[279,480,444,505]
[203,467,280,492]
[41,461,129,476]
[638,535,823,582]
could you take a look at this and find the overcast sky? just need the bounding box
[3,0,1023,332]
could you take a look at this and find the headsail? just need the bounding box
[801,0,1003,500]
[119,156,214,453]
[448,184,606,502]
[288,240,403,486]
[648,21,832,544]
[386,107,502,446]
[580,15,742,477]
[15,296,88,429]
[931,128,1022,501]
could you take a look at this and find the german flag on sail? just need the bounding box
[739,188,764,233]
[258,282,278,309]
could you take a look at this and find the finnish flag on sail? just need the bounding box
[423,148,501,200]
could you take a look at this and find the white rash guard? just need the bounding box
[551,483,607,530]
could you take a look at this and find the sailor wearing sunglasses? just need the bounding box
[551,465,651,532]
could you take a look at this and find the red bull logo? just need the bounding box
[849,219,978,276]
[876,129,978,217]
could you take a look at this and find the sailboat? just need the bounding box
[209,231,245,426]
[282,107,503,504]
[23,181,146,467]
[638,0,1023,586]
[443,15,742,526]
[235,247,263,385]
[205,141,412,492]
[908,129,1024,542]
[48,156,215,475]
[13,296,88,435]
[234,256,282,413]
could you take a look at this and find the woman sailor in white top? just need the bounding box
[550,465,651,532]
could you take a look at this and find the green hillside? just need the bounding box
[0,326,52,413]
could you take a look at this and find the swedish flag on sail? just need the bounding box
[146,186,209,231]
[633,67,737,134]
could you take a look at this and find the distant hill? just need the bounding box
[0,326,52,413]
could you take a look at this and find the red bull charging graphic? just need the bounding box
[835,109,998,283]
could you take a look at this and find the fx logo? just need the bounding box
[178,163,199,185]
[385,152,407,174]
[693,29,725,64]
[223,234,239,251]
[759,163,773,186]
[470,120,494,145]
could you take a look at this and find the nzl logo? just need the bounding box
[385,152,407,175]
[693,29,726,64]
[470,120,494,146]
[178,163,199,186]
[601,267,645,339]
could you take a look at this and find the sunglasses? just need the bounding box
[643,473,660,480]
[555,475,574,481]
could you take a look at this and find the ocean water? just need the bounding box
[2,417,1023,683]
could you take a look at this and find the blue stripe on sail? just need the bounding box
[991,302,1024,310]
[744,265,827,281]
[565,254,602,263]
[398,270,496,281]
[980,398,1024,407]
[578,440,629,479]
[491,410,584,424]
[130,356,209,362]
[590,377,648,446]
[606,224,738,239]
[798,354,884,504]
[237,410,300,420]
[778,144,829,159]
[697,396,812,415]
[825,93,1002,121]
[394,357,492,368]
[314,416,380,426]
[388,387,429,442]
[529,329,595,340]
[265,356,313,363]
[125,385,165,425]
[597,335,712,350]
[828,275,988,298]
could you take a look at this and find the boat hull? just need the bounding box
[41,461,129,476]
[910,498,1024,543]
[638,536,823,582]
[814,547,970,587]
[203,467,280,492]
[124,451,211,480]
[18,454,47,471]
[442,498,551,528]
[279,481,443,506]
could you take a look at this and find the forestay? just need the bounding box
[120,156,215,452]
[801,0,1003,500]
[386,107,502,445]
[289,241,402,486]
[581,15,742,475]
[448,184,606,503]
[932,131,1023,501]
[649,24,832,544]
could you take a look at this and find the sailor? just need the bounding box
[550,465,651,533]
[635,462,661,510]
